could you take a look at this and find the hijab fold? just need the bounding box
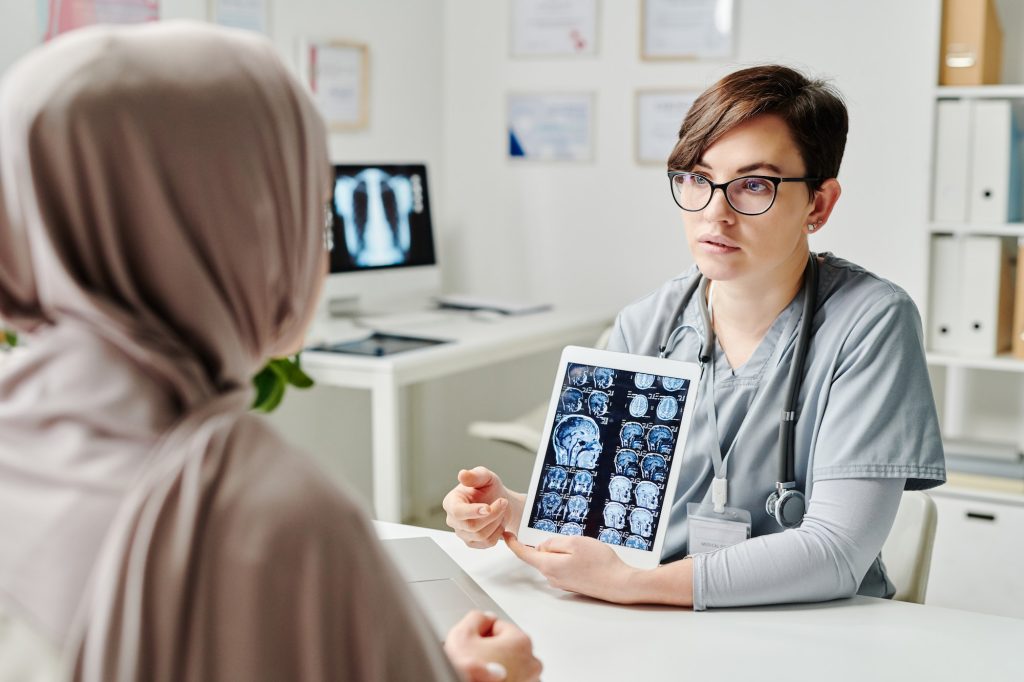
[0,22,457,681]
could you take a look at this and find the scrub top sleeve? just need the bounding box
[605,314,629,353]
[811,292,945,489]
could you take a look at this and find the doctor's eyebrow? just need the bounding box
[692,160,785,175]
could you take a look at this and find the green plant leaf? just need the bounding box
[2,329,16,348]
[250,354,315,412]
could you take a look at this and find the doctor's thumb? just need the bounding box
[459,466,495,488]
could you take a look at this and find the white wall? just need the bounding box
[439,0,942,312]
[0,0,445,178]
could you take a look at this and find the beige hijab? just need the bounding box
[0,22,456,681]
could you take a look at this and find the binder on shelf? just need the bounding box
[928,235,1016,356]
[932,100,971,223]
[968,99,1022,224]
[928,235,963,353]
[1014,243,1024,359]
[939,0,1003,86]
[960,235,1016,356]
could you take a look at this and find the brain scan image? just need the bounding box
[646,426,673,455]
[568,364,589,387]
[571,470,594,496]
[625,534,649,550]
[661,376,685,391]
[603,502,627,530]
[560,523,584,536]
[566,495,589,523]
[534,519,557,533]
[629,508,654,537]
[614,449,640,477]
[594,367,615,389]
[634,373,655,390]
[588,391,610,417]
[608,475,632,503]
[552,415,602,468]
[641,454,668,484]
[598,529,622,545]
[629,394,649,417]
[634,481,660,510]
[539,492,562,520]
[544,466,568,493]
[656,396,679,421]
[576,445,600,470]
[619,422,644,449]
[561,387,584,413]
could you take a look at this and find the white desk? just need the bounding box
[378,522,1024,681]
[303,308,612,522]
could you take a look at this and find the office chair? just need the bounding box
[467,326,614,454]
[881,491,938,604]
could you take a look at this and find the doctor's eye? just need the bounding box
[739,177,772,194]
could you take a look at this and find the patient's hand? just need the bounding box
[445,610,542,682]
[443,467,525,548]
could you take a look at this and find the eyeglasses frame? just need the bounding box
[666,171,823,216]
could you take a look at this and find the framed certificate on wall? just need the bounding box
[511,0,599,57]
[640,0,733,60]
[635,90,698,165]
[300,39,369,131]
[507,92,595,162]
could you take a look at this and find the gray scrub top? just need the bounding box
[606,253,946,588]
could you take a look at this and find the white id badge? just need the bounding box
[686,502,751,554]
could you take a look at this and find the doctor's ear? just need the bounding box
[807,178,841,232]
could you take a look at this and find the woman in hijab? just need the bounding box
[0,22,541,682]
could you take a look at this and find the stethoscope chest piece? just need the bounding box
[765,485,806,529]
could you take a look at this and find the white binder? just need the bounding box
[959,236,1016,356]
[928,235,963,353]
[932,100,971,223]
[968,100,1015,224]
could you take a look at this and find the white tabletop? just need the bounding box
[377,522,1024,681]
[303,307,613,388]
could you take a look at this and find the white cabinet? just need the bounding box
[926,488,1024,618]
[926,85,1024,458]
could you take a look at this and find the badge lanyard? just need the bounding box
[702,282,802,515]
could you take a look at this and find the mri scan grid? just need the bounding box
[527,362,691,550]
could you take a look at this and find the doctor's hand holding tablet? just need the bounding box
[443,64,946,611]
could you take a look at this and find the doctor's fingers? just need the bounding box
[451,512,506,543]
[535,536,580,554]
[446,497,509,527]
[503,532,563,575]
[455,526,503,549]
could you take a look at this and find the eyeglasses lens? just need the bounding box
[671,174,777,215]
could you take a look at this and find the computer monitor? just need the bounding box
[322,163,440,316]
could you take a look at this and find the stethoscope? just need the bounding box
[657,253,819,529]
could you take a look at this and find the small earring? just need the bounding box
[807,221,821,233]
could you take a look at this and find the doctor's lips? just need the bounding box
[698,234,740,252]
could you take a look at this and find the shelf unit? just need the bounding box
[929,222,1024,237]
[925,83,1024,465]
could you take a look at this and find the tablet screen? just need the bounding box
[525,362,693,551]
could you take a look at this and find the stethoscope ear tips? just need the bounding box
[765,488,806,529]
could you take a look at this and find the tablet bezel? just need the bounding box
[517,345,701,569]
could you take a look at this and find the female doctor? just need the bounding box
[442,64,946,610]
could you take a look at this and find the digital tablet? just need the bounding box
[518,346,701,569]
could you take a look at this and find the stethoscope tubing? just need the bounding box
[658,254,819,490]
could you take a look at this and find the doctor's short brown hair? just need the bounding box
[668,65,848,192]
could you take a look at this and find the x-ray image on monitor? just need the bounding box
[328,164,437,273]
[526,360,693,551]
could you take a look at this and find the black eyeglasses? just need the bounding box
[667,171,821,216]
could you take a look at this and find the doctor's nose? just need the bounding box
[701,186,736,224]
